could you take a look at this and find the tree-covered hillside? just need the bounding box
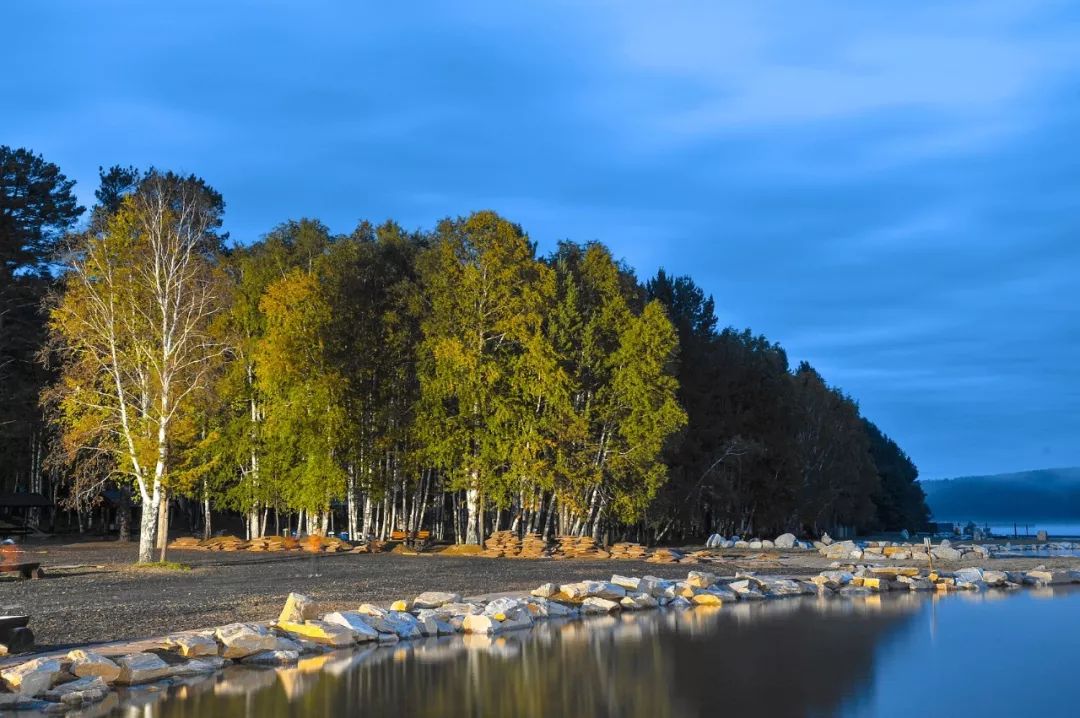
[922,468,1080,521]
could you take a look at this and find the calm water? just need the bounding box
[103,587,1080,718]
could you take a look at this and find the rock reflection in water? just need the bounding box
[112,594,926,718]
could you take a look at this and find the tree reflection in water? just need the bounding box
[93,594,930,718]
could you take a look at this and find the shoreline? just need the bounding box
[0,552,1077,712]
[2,538,1080,649]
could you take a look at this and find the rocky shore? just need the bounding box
[1,560,1077,714]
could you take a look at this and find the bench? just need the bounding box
[389,530,430,541]
[0,563,44,580]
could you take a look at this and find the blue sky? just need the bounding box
[4,1,1078,478]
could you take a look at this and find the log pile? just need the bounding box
[481,531,521,558]
[609,542,649,560]
[551,536,610,559]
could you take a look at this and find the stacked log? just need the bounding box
[551,536,610,559]
[481,531,521,558]
[519,533,550,558]
[608,542,649,560]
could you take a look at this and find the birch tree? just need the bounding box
[47,171,226,562]
[416,211,555,544]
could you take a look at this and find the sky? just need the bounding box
[3,1,1078,479]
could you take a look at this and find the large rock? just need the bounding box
[685,571,717,589]
[66,650,121,683]
[462,614,498,634]
[114,652,173,685]
[413,591,461,609]
[172,657,226,676]
[531,583,558,598]
[691,593,723,606]
[620,593,658,610]
[560,581,626,601]
[165,632,219,658]
[278,593,320,625]
[44,675,108,705]
[931,545,962,562]
[581,597,621,614]
[242,650,300,665]
[522,597,570,619]
[1026,569,1072,586]
[774,533,797,549]
[277,620,354,647]
[215,623,278,659]
[362,611,423,639]
[610,575,641,591]
[1,657,62,696]
[323,611,381,642]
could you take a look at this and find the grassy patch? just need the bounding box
[132,560,192,571]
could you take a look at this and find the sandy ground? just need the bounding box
[0,538,1076,650]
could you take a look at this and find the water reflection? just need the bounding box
[101,587,1080,718]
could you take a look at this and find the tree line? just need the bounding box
[0,147,929,562]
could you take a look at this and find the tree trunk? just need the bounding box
[137,483,161,563]
[117,490,132,542]
[203,480,212,539]
[465,485,481,545]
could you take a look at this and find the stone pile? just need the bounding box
[818,538,992,563]
[3,562,1079,712]
[247,535,301,552]
[518,533,550,559]
[812,564,1080,594]
[551,536,610,559]
[705,533,815,550]
[609,542,649,560]
[646,547,685,564]
[167,534,353,553]
[481,531,521,558]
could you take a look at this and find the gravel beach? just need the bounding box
[1,538,1075,650]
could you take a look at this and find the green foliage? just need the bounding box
[22,147,921,545]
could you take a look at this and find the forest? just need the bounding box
[0,147,930,562]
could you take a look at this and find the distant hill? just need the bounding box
[922,467,1080,521]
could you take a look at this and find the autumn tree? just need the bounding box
[47,170,227,562]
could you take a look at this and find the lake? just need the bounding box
[107,587,1080,718]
